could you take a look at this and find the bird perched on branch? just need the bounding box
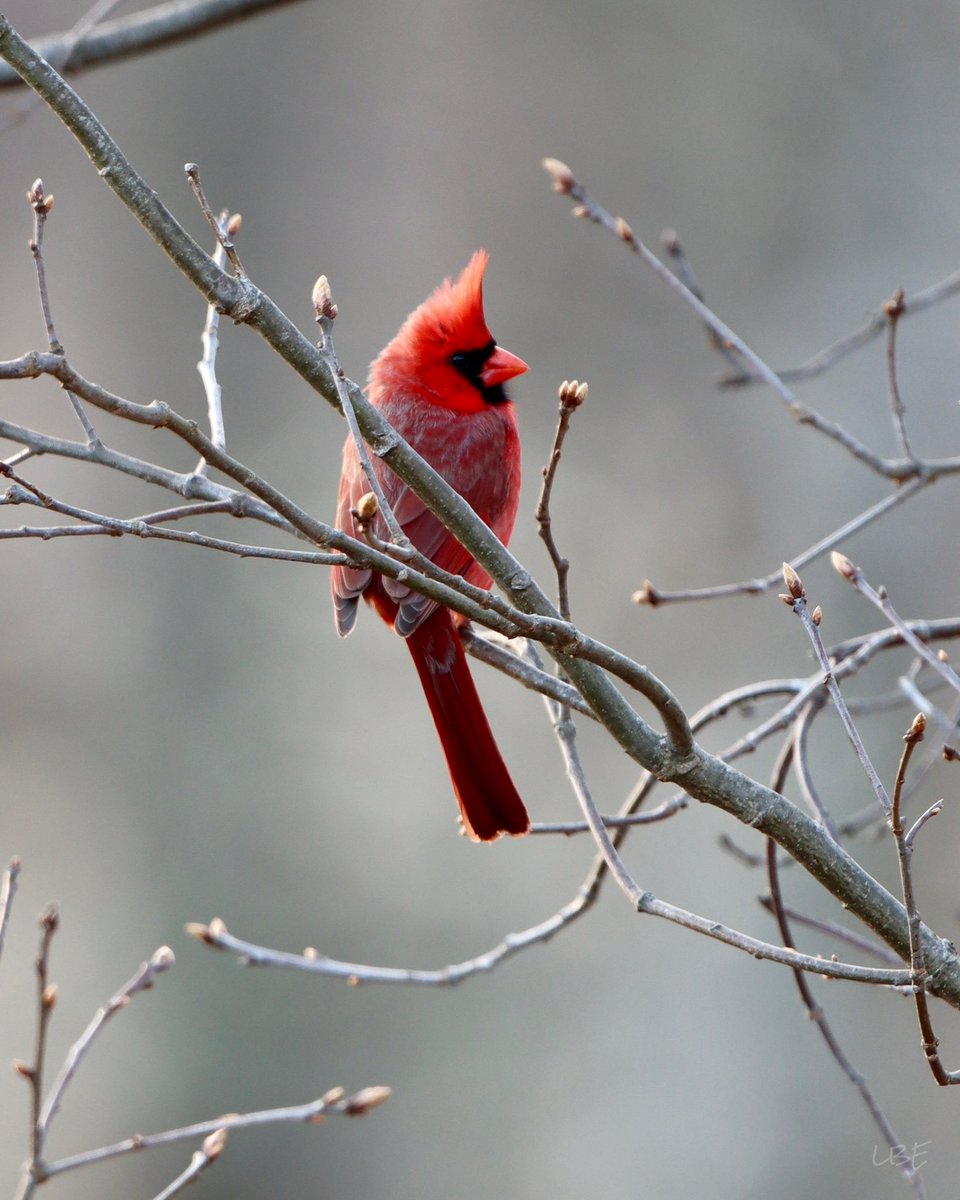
[332,251,530,841]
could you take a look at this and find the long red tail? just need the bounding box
[406,610,529,841]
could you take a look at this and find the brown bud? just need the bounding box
[151,945,176,971]
[907,712,927,741]
[558,379,587,409]
[345,1085,392,1116]
[781,562,804,600]
[632,580,660,607]
[322,1086,346,1105]
[303,946,319,960]
[542,157,575,194]
[615,216,634,245]
[937,649,949,662]
[571,204,589,219]
[186,917,226,945]
[312,274,338,322]
[202,1128,229,1160]
[830,551,859,583]
[943,745,959,762]
[13,1060,33,1079]
[355,492,379,525]
[883,287,906,320]
[226,212,242,238]
[812,605,822,626]
[27,179,52,211]
[42,983,58,1010]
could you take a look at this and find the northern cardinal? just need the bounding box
[331,251,530,841]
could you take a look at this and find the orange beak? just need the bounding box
[480,346,528,388]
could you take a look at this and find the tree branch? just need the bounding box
[0,0,312,89]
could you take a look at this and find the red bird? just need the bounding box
[331,251,530,841]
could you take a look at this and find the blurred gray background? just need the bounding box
[2,1,960,1197]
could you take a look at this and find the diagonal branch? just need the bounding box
[0,0,312,89]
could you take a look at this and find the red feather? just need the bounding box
[331,252,529,841]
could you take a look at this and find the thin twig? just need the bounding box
[187,888,911,988]
[543,157,949,484]
[0,406,293,532]
[781,563,891,817]
[756,898,905,967]
[0,469,342,563]
[0,0,122,129]
[791,696,840,841]
[765,836,925,1198]
[0,0,311,88]
[890,714,958,1086]
[41,1085,391,1180]
[15,905,60,1200]
[718,265,960,388]
[15,943,175,1198]
[883,289,916,461]
[151,1130,228,1200]
[312,277,409,548]
[185,165,245,277]
[458,627,594,716]
[535,379,586,620]
[38,948,176,1139]
[634,477,931,606]
[25,180,100,445]
[0,855,21,964]
[833,552,960,698]
[530,797,684,835]
[195,210,233,475]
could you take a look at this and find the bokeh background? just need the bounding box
[2,1,960,1196]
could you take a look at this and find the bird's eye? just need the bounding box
[449,341,496,380]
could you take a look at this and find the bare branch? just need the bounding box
[38,948,176,1141]
[0,855,21,964]
[764,836,924,1198]
[0,0,123,129]
[194,210,233,474]
[14,905,60,1200]
[635,476,932,606]
[24,180,100,445]
[832,552,960,698]
[890,715,959,1086]
[883,288,917,461]
[15,943,174,1198]
[719,265,960,388]
[757,898,905,967]
[782,564,892,818]
[536,379,586,619]
[151,1130,227,1200]
[543,157,957,484]
[0,0,312,89]
[41,1085,390,1181]
[185,166,246,278]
